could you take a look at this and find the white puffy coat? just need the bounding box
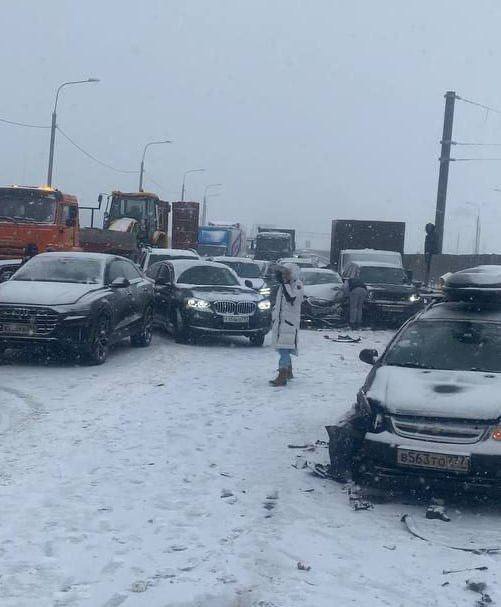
[271,264,303,351]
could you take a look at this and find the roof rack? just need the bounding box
[444,266,501,303]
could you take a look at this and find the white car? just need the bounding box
[139,248,199,272]
[210,256,271,297]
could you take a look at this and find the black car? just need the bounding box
[0,252,154,364]
[146,259,272,345]
[342,261,422,324]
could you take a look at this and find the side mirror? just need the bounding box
[359,348,378,365]
[412,280,423,289]
[155,277,170,286]
[244,279,253,288]
[405,269,413,283]
[98,194,103,204]
[111,276,130,289]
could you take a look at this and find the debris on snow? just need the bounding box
[426,505,450,522]
[297,561,311,571]
[221,489,234,498]
[443,566,488,575]
[466,581,488,594]
[130,580,149,593]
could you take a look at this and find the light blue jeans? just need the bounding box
[278,349,292,370]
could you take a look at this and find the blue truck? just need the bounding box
[197,222,246,257]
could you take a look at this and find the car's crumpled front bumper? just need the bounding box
[358,430,501,491]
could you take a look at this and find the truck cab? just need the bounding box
[104,191,169,247]
[254,231,293,261]
[0,186,79,261]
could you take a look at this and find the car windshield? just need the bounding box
[0,191,57,224]
[257,237,290,252]
[385,320,501,373]
[359,266,408,285]
[219,261,261,278]
[147,253,195,267]
[13,256,103,284]
[302,271,342,285]
[177,265,240,286]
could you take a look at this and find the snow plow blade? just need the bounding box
[79,227,138,257]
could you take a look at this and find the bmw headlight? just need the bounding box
[409,293,421,303]
[259,286,271,297]
[258,300,271,311]
[186,298,211,310]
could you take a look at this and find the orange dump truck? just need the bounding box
[0,186,170,280]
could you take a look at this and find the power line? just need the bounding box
[456,95,501,116]
[56,126,139,174]
[0,116,50,129]
[451,141,501,147]
[451,157,501,162]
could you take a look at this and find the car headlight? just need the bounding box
[259,286,271,297]
[367,291,376,301]
[490,427,501,441]
[409,293,421,303]
[258,300,271,311]
[186,298,211,310]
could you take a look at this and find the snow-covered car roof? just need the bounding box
[147,248,199,258]
[35,251,116,261]
[210,256,256,263]
[301,268,340,276]
[278,257,314,266]
[348,261,403,269]
[342,248,399,255]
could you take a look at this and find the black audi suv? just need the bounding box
[0,252,154,364]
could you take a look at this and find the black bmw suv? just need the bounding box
[0,252,154,364]
[146,259,272,345]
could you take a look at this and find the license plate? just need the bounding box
[397,449,470,472]
[223,315,249,324]
[0,322,32,335]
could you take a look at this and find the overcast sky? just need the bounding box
[2,1,501,252]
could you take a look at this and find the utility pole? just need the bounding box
[434,91,457,253]
[475,213,481,255]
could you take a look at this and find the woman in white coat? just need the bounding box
[270,263,303,386]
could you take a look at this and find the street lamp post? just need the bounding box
[139,140,172,192]
[47,78,100,187]
[181,168,205,201]
[202,183,222,225]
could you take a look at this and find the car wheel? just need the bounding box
[131,307,153,348]
[174,309,191,344]
[249,333,265,347]
[84,315,110,365]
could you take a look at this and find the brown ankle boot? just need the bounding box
[269,368,288,387]
[287,365,294,380]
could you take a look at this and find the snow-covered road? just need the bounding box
[1,330,500,607]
